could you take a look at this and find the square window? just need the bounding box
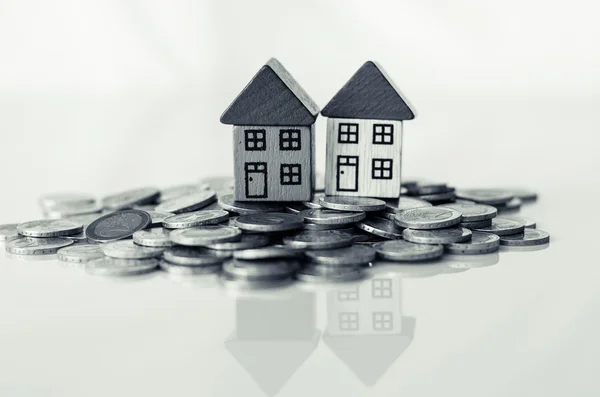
[245,129,266,151]
[338,123,359,144]
[339,312,359,331]
[279,129,301,151]
[373,124,394,145]
[372,158,393,180]
[280,163,302,185]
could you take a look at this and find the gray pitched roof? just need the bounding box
[220,58,320,126]
[321,61,416,121]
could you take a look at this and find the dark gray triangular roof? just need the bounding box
[321,61,416,121]
[220,58,319,126]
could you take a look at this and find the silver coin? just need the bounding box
[403,227,472,244]
[102,187,160,210]
[162,210,229,229]
[222,259,299,280]
[302,222,351,231]
[496,197,522,212]
[133,228,173,247]
[146,210,174,227]
[475,218,525,236]
[384,197,432,214]
[283,230,353,249]
[284,202,309,214]
[411,182,448,195]
[169,225,241,246]
[499,215,536,229]
[303,192,325,209]
[206,234,270,250]
[234,213,304,232]
[327,228,378,243]
[6,237,74,255]
[356,217,404,239]
[218,194,283,214]
[455,189,514,205]
[438,202,497,222]
[102,240,164,259]
[158,184,207,203]
[460,219,493,229]
[159,259,221,275]
[444,232,500,254]
[305,244,376,266]
[44,201,102,219]
[233,246,302,260]
[372,240,444,262]
[299,208,366,225]
[499,229,550,246]
[417,190,456,203]
[39,193,95,210]
[505,188,538,202]
[374,211,396,221]
[64,231,88,241]
[57,244,105,263]
[85,210,152,243]
[319,196,386,212]
[295,265,364,283]
[394,207,462,230]
[86,257,159,276]
[219,272,294,290]
[17,219,83,237]
[0,223,20,242]
[163,246,227,266]
[155,190,217,214]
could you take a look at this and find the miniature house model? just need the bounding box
[220,58,319,202]
[321,61,416,198]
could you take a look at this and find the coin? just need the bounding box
[65,213,102,227]
[374,211,396,221]
[305,244,376,266]
[44,201,102,219]
[356,217,404,239]
[502,188,538,202]
[158,184,206,203]
[496,197,522,212]
[155,190,217,214]
[5,237,74,255]
[57,244,105,263]
[372,240,444,261]
[222,259,299,280]
[218,194,283,214]
[438,202,497,222]
[219,273,294,290]
[159,259,221,275]
[394,207,462,230]
[102,187,160,210]
[299,208,366,225]
[403,227,472,244]
[384,197,432,214]
[455,189,514,205]
[302,222,350,231]
[102,240,164,259]
[417,190,456,203]
[327,228,377,243]
[444,232,500,254]
[206,234,271,250]
[163,246,227,265]
[162,210,229,229]
[146,210,174,227]
[133,228,173,247]
[499,215,536,229]
[0,224,20,242]
[295,265,364,283]
[319,196,386,212]
[86,210,152,243]
[234,213,304,232]
[282,230,353,249]
[460,219,493,229]
[86,257,159,276]
[499,229,550,246]
[475,218,525,236]
[303,192,325,209]
[169,225,241,246]
[17,219,83,237]
[39,193,95,210]
[233,246,302,260]
[284,202,309,214]
[410,182,448,195]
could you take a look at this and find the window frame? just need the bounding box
[279,129,302,151]
[280,163,302,185]
[372,158,393,180]
[244,129,266,151]
[372,124,394,145]
[338,123,359,144]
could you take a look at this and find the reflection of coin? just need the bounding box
[373,240,443,262]
[296,265,363,283]
[394,208,461,229]
[222,259,299,281]
[17,219,83,237]
[86,210,152,242]
[305,244,376,266]
[6,237,74,255]
[102,240,164,259]
[403,227,472,244]
[57,244,104,263]
[499,229,550,246]
[86,257,159,276]
[445,232,500,254]
[102,187,160,210]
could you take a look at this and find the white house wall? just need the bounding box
[233,125,313,201]
[325,118,402,198]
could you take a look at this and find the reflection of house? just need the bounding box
[324,274,415,386]
[225,289,320,396]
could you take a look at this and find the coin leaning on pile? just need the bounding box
[0,183,548,286]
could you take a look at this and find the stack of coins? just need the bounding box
[0,178,550,287]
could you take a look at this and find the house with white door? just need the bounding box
[220,58,319,202]
[321,61,416,198]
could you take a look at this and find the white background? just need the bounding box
[0,1,599,396]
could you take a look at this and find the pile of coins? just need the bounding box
[0,178,550,288]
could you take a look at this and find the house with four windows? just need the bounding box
[220,58,319,202]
